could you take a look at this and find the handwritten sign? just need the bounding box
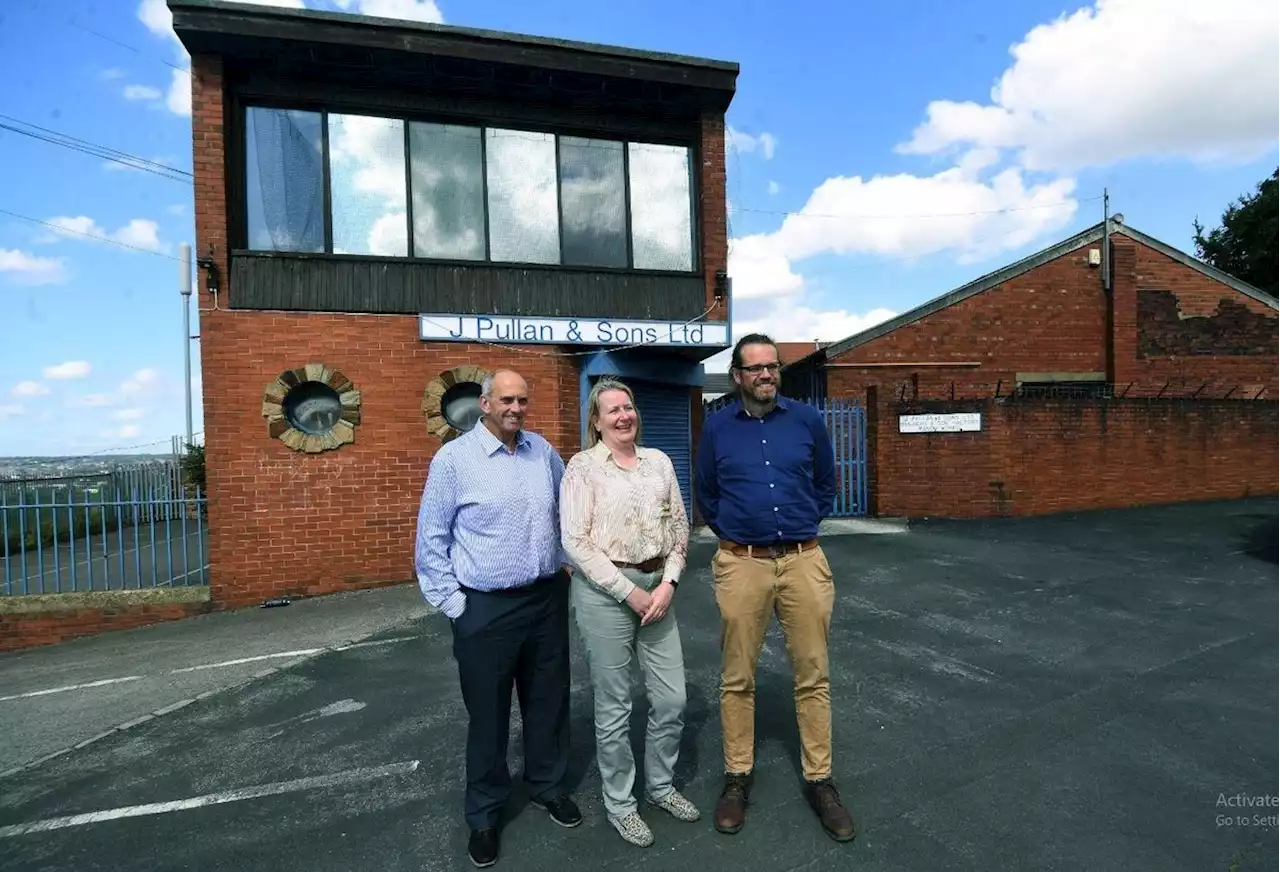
[419,314,730,347]
[898,413,982,433]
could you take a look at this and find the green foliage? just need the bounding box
[182,443,207,492]
[1193,168,1278,297]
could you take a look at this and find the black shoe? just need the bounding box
[530,793,582,828]
[468,827,499,868]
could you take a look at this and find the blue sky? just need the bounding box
[0,0,1276,457]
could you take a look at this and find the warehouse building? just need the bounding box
[169,0,737,607]
[781,217,1279,519]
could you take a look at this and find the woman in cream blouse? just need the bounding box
[559,377,698,849]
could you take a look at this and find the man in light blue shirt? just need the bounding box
[415,368,581,868]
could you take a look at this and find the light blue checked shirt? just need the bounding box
[414,423,569,619]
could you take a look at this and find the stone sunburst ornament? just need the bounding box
[261,363,362,453]
[422,364,490,442]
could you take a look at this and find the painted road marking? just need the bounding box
[335,635,419,651]
[0,677,143,703]
[1,637,421,703]
[0,760,421,839]
[168,649,325,673]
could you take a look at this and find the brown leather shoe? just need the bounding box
[804,778,856,842]
[713,772,752,834]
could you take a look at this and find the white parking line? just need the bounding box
[168,649,324,674]
[0,760,421,839]
[1,636,421,704]
[0,677,143,703]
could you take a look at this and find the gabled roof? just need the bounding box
[794,218,1277,368]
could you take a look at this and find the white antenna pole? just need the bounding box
[179,243,194,450]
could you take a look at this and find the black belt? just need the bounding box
[613,556,663,573]
[718,539,819,559]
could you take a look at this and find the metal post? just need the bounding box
[179,243,194,451]
[1102,188,1110,292]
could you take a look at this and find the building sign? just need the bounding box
[419,314,730,347]
[898,412,982,433]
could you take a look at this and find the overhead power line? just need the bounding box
[66,18,191,74]
[731,195,1102,222]
[0,114,192,183]
[0,207,181,260]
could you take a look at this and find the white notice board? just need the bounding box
[898,413,982,433]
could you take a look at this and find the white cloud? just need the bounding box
[11,381,50,398]
[113,220,166,252]
[101,68,126,80]
[346,0,445,22]
[124,84,162,101]
[897,0,1280,171]
[728,164,1078,301]
[44,361,93,380]
[113,424,143,440]
[0,249,66,285]
[166,68,192,117]
[702,302,899,373]
[0,404,24,419]
[73,394,115,407]
[120,368,161,395]
[40,215,170,253]
[113,408,147,421]
[727,127,777,160]
[767,181,781,196]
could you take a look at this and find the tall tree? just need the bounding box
[1193,168,1278,297]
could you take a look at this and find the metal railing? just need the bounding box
[1,473,209,597]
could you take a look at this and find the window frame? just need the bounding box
[229,97,701,277]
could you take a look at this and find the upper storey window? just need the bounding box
[242,106,697,273]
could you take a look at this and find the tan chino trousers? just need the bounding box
[712,544,836,782]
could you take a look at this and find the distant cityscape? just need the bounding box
[0,454,173,483]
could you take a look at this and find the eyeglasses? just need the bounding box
[736,363,781,375]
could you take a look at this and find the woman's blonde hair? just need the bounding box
[585,377,642,448]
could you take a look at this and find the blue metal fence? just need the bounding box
[1,464,209,596]
[702,394,868,517]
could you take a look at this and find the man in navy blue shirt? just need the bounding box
[695,334,856,844]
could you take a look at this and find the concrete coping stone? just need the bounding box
[1,586,212,615]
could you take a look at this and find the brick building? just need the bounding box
[782,218,1279,518]
[169,0,738,609]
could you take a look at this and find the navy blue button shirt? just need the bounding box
[695,396,837,545]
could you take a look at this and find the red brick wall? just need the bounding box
[819,229,1278,518]
[699,110,729,327]
[1,602,212,653]
[1112,237,1278,397]
[199,314,579,610]
[187,52,727,612]
[191,51,586,610]
[874,397,1278,518]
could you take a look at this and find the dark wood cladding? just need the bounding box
[232,71,700,144]
[230,254,708,320]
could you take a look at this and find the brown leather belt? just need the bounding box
[719,539,819,559]
[613,556,663,573]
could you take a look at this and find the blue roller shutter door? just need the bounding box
[629,379,693,520]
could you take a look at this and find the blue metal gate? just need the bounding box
[817,398,868,517]
[628,379,694,520]
[702,394,867,517]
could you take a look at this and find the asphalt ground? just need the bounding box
[0,498,1275,872]
[3,527,209,595]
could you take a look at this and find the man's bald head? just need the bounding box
[479,369,529,442]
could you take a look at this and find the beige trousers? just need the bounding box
[712,544,836,781]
